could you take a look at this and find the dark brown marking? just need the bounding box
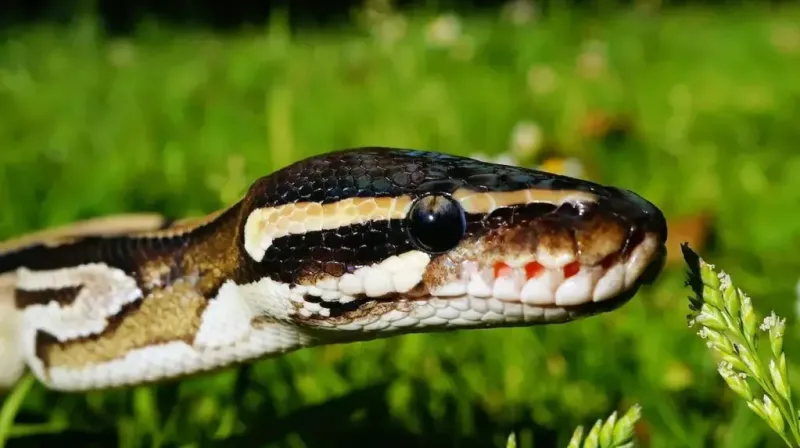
[302,294,323,304]
[15,285,84,308]
[300,296,410,326]
[295,287,433,326]
[0,201,245,302]
[574,211,628,265]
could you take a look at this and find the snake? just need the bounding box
[0,147,667,392]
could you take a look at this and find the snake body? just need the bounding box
[0,148,667,391]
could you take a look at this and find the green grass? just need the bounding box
[2,3,800,446]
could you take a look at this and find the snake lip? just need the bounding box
[300,229,666,327]
[639,244,666,286]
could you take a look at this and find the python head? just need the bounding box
[240,147,668,339]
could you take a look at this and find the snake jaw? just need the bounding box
[425,231,663,308]
[293,238,664,338]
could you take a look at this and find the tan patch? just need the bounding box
[306,203,323,218]
[574,214,628,265]
[0,273,15,305]
[0,213,166,256]
[138,203,243,293]
[36,280,207,369]
[451,188,597,213]
[494,215,576,265]
[138,261,176,291]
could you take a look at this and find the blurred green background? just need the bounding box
[2,0,800,446]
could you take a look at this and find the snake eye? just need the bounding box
[406,194,467,254]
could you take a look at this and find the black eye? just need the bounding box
[406,194,467,254]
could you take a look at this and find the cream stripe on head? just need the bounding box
[243,187,598,262]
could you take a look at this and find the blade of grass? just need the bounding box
[0,373,36,448]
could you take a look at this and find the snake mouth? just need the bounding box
[426,231,664,310]
[296,228,666,330]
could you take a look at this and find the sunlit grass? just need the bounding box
[1,3,800,446]
[686,244,800,447]
[565,404,641,448]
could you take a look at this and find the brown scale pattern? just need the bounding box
[241,148,608,208]
[15,205,246,369]
[36,280,208,368]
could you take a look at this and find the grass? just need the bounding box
[1,3,800,446]
[685,244,800,447]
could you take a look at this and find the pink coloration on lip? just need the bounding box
[524,261,544,279]
[493,261,512,278]
[563,261,580,278]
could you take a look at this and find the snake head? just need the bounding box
[240,148,667,338]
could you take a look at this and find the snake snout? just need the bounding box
[604,186,668,246]
[598,186,668,289]
[639,245,667,285]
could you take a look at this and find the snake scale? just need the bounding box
[0,148,667,392]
